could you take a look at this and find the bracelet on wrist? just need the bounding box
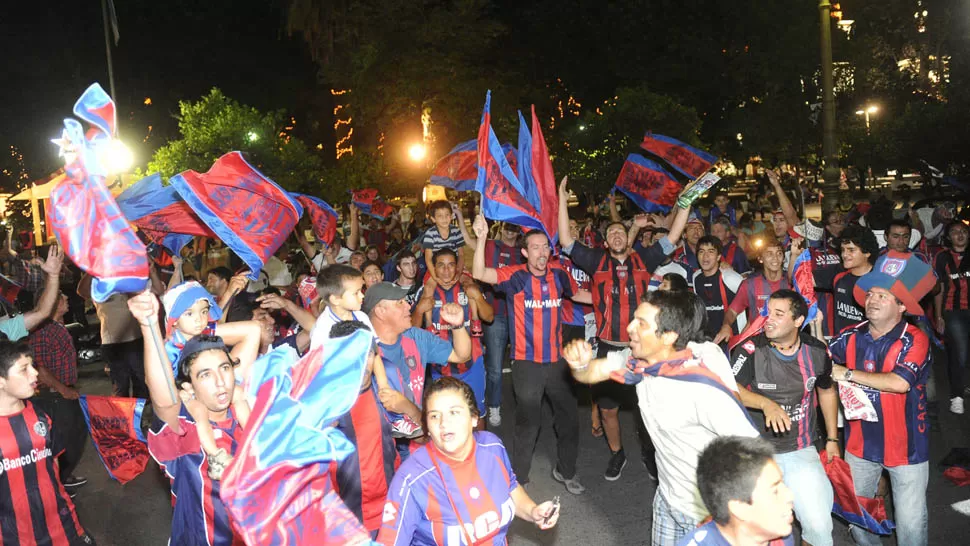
[826,438,839,443]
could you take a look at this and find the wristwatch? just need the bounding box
[844,369,854,382]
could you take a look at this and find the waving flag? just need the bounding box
[221,334,376,545]
[351,188,378,214]
[48,83,149,302]
[640,133,717,179]
[516,107,560,245]
[368,199,394,221]
[169,152,302,280]
[791,248,819,326]
[117,173,215,255]
[431,140,517,191]
[614,154,683,213]
[475,91,543,234]
[79,395,149,484]
[821,452,895,535]
[293,193,339,248]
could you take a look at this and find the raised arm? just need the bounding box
[766,169,800,227]
[23,246,64,331]
[167,255,185,291]
[257,293,317,332]
[346,204,361,251]
[472,214,499,285]
[608,191,622,222]
[213,319,263,386]
[558,177,576,249]
[453,203,478,248]
[666,204,691,244]
[127,290,182,430]
[439,303,472,363]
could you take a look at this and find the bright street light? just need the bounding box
[855,104,879,135]
[247,131,259,142]
[101,140,134,174]
[408,143,427,162]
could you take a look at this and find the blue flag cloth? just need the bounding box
[640,133,718,179]
[431,139,517,192]
[791,248,819,326]
[221,334,378,545]
[169,152,303,280]
[614,154,683,213]
[516,107,560,246]
[475,91,544,234]
[117,173,215,255]
[48,83,150,302]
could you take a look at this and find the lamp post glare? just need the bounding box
[855,105,878,134]
[247,131,259,142]
[408,143,427,162]
[102,140,133,174]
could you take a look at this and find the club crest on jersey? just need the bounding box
[880,258,906,276]
[469,487,480,499]
[541,284,549,293]
[805,377,817,392]
[458,292,468,306]
[864,360,876,372]
[382,501,398,523]
[743,340,756,353]
[33,421,48,437]
[406,356,418,370]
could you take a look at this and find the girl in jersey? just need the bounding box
[377,377,560,545]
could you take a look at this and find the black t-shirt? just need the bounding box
[731,333,833,453]
[693,270,739,338]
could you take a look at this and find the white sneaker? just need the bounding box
[487,407,501,427]
[951,397,965,415]
[391,416,424,439]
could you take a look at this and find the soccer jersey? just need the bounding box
[828,320,931,466]
[379,328,454,408]
[728,274,790,323]
[494,263,577,363]
[692,269,745,338]
[566,240,669,342]
[483,240,521,318]
[420,225,465,252]
[0,402,90,546]
[148,406,244,546]
[831,270,866,333]
[721,240,751,274]
[676,520,794,546]
[558,254,593,327]
[731,333,833,453]
[808,248,843,337]
[334,384,400,532]
[934,249,970,312]
[425,283,487,413]
[377,431,518,546]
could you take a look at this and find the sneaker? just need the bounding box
[605,449,627,481]
[642,453,658,481]
[63,475,88,489]
[951,397,965,415]
[552,468,586,495]
[68,489,77,499]
[487,406,501,428]
[391,416,424,439]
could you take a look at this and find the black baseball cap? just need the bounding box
[362,282,411,314]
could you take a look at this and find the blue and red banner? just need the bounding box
[821,452,895,535]
[369,199,394,221]
[350,188,378,214]
[292,193,339,248]
[516,107,559,245]
[221,333,376,545]
[640,133,717,179]
[49,83,150,303]
[117,173,215,255]
[614,154,683,213]
[169,152,303,280]
[431,139,517,192]
[475,91,544,235]
[791,248,818,326]
[78,395,149,484]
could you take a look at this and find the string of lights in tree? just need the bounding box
[332,89,353,159]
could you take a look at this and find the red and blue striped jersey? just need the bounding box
[828,320,931,466]
[377,431,518,546]
[333,384,400,533]
[728,273,789,322]
[558,255,593,327]
[427,283,483,374]
[0,402,89,546]
[483,240,522,318]
[148,407,244,546]
[934,249,970,312]
[494,263,577,363]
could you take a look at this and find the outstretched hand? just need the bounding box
[41,244,64,276]
[562,339,594,371]
[473,214,489,240]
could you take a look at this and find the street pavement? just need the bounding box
[69,356,970,545]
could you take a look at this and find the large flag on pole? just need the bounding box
[78,396,149,484]
[117,173,215,255]
[350,188,378,214]
[169,152,303,280]
[292,193,339,248]
[640,133,717,179]
[614,154,683,213]
[475,91,544,234]
[431,140,517,191]
[48,83,150,302]
[516,107,559,245]
[221,334,377,545]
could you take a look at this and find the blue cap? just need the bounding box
[162,281,223,322]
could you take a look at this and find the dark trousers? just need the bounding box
[943,310,970,398]
[510,359,578,483]
[103,338,148,399]
[31,391,88,481]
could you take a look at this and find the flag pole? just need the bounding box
[100,0,118,114]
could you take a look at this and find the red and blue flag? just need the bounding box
[117,173,215,255]
[791,248,819,325]
[431,139,517,192]
[640,133,717,179]
[475,91,543,234]
[516,107,560,245]
[49,83,149,302]
[368,199,394,221]
[78,395,149,484]
[351,188,378,214]
[614,153,683,213]
[169,152,303,281]
[221,334,377,545]
[821,452,895,535]
[292,193,339,248]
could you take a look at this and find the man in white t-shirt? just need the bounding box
[564,290,759,546]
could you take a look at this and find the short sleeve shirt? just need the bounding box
[494,263,576,363]
[0,314,28,341]
[420,225,465,252]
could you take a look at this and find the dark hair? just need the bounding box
[0,339,31,378]
[175,335,237,387]
[641,291,705,350]
[761,235,784,253]
[360,260,383,274]
[605,220,627,234]
[329,319,372,338]
[520,229,549,249]
[397,253,417,265]
[206,267,233,283]
[421,376,480,431]
[661,273,689,292]
[431,248,458,266]
[886,218,912,233]
[428,200,453,218]
[653,226,670,236]
[697,436,777,525]
[768,289,808,322]
[697,235,723,255]
[316,264,363,306]
[840,225,879,264]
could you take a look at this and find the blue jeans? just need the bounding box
[845,453,928,546]
[775,447,834,546]
[483,315,509,408]
[943,309,970,398]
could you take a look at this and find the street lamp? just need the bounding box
[408,143,427,162]
[247,131,259,142]
[855,105,878,135]
[101,140,134,174]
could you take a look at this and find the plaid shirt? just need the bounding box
[7,257,44,293]
[28,321,77,387]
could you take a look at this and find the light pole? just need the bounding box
[855,105,878,135]
[855,105,878,190]
[819,0,840,210]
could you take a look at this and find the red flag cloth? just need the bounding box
[640,133,717,179]
[529,106,559,244]
[78,396,149,484]
[351,189,378,214]
[820,452,895,535]
[944,467,970,487]
[368,199,394,221]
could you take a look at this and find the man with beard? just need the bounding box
[558,179,691,481]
